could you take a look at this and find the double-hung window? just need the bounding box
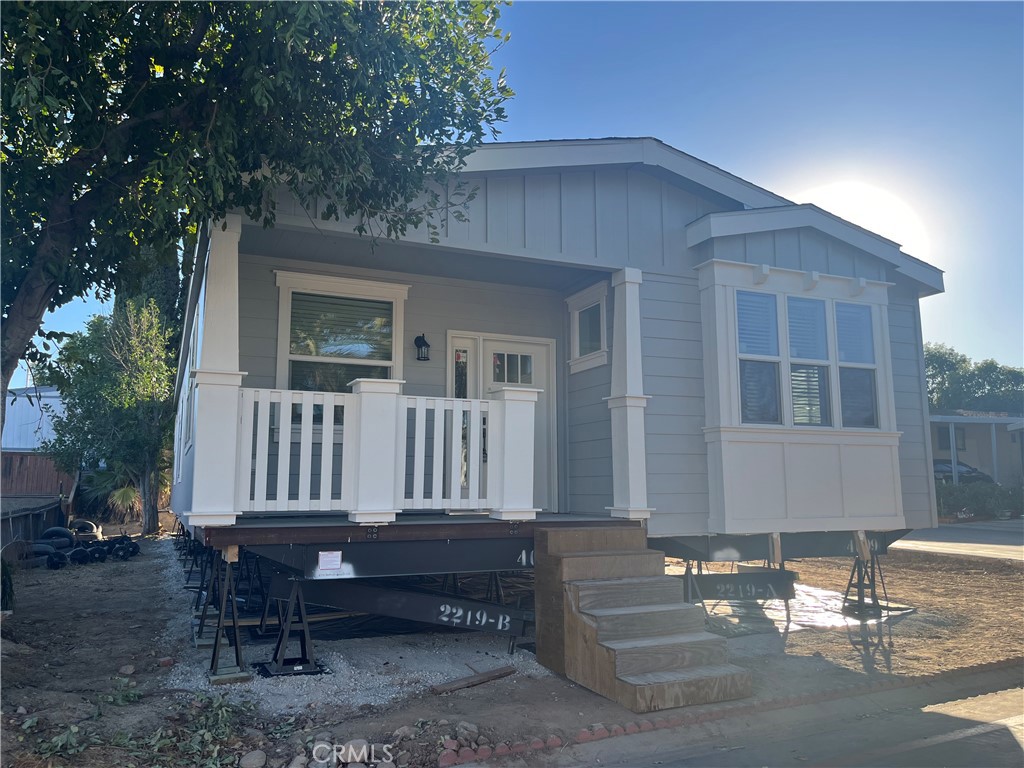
[736,290,880,429]
[276,272,409,392]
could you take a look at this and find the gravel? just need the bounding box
[152,538,550,715]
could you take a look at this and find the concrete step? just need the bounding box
[573,576,684,610]
[619,663,753,712]
[604,631,728,676]
[585,602,706,641]
[549,549,665,581]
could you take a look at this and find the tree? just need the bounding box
[924,343,1024,415]
[41,297,177,534]
[1,1,511,401]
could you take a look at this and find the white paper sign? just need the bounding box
[318,551,342,571]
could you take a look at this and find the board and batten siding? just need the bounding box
[888,280,938,529]
[708,230,888,281]
[270,168,737,276]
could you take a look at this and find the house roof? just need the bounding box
[466,137,791,210]
[468,138,944,297]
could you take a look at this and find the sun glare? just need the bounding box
[796,181,932,260]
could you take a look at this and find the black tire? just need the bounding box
[29,543,57,556]
[68,548,91,566]
[89,547,107,563]
[46,551,68,570]
[112,544,131,561]
[127,541,141,557]
[67,519,98,534]
[40,527,75,548]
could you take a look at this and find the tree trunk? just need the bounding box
[1,198,72,429]
[140,465,160,535]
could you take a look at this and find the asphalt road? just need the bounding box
[890,519,1024,560]
[534,667,1024,768]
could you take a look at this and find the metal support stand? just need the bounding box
[842,554,889,618]
[208,553,246,676]
[262,579,319,675]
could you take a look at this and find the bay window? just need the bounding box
[734,289,882,430]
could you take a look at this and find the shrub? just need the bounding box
[936,480,1023,519]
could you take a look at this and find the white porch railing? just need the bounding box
[234,379,539,523]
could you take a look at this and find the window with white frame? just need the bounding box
[276,272,408,392]
[566,281,608,374]
[736,290,880,429]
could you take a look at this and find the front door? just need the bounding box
[448,333,556,512]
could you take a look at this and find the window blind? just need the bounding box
[791,364,831,426]
[836,303,874,364]
[290,293,393,360]
[737,291,779,356]
[788,297,828,360]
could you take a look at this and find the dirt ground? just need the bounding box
[1,534,1021,768]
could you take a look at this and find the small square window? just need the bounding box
[566,282,608,374]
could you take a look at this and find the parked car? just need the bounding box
[933,459,995,484]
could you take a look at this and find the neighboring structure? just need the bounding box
[2,385,75,547]
[168,138,945,701]
[929,412,1024,486]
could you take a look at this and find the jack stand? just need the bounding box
[207,549,250,684]
[842,554,889,619]
[258,579,324,676]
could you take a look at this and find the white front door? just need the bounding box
[448,333,556,512]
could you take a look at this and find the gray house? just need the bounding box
[170,138,944,704]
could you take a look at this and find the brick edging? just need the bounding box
[441,656,1023,766]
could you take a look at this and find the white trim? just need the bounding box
[565,280,609,374]
[274,271,410,389]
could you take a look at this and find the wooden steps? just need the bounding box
[535,527,751,713]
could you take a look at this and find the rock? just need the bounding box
[391,725,417,742]
[443,738,459,751]
[312,730,333,744]
[376,762,395,768]
[118,664,135,676]
[15,706,27,715]
[457,736,470,748]
[476,735,489,746]
[157,657,175,667]
[437,719,450,726]
[244,727,265,744]
[396,750,411,767]
[456,721,479,742]
[286,756,307,768]
[240,750,268,768]
[438,749,458,768]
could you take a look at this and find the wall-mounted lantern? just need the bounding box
[414,333,430,362]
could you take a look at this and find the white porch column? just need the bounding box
[949,422,960,485]
[190,215,245,527]
[487,386,541,521]
[605,268,652,520]
[347,379,404,525]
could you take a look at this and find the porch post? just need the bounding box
[487,386,541,521]
[347,379,404,525]
[991,423,999,484]
[190,215,245,527]
[605,268,652,520]
[949,422,959,486]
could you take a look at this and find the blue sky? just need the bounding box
[13,1,1022,388]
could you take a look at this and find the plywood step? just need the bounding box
[604,631,728,675]
[549,549,666,581]
[585,603,706,640]
[573,576,685,610]
[619,663,753,712]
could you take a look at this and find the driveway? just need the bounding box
[891,519,1023,560]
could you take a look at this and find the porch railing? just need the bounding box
[233,379,538,522]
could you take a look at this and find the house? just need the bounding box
[169,138,944,702]
[929,412,1024,486]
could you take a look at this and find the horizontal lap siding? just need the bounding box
[641,274,710,535]
[567,338,612,515]
[888,287,937,528]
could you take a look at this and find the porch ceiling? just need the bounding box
[239,222,607,292]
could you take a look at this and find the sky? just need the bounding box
[12,1,1023,389]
